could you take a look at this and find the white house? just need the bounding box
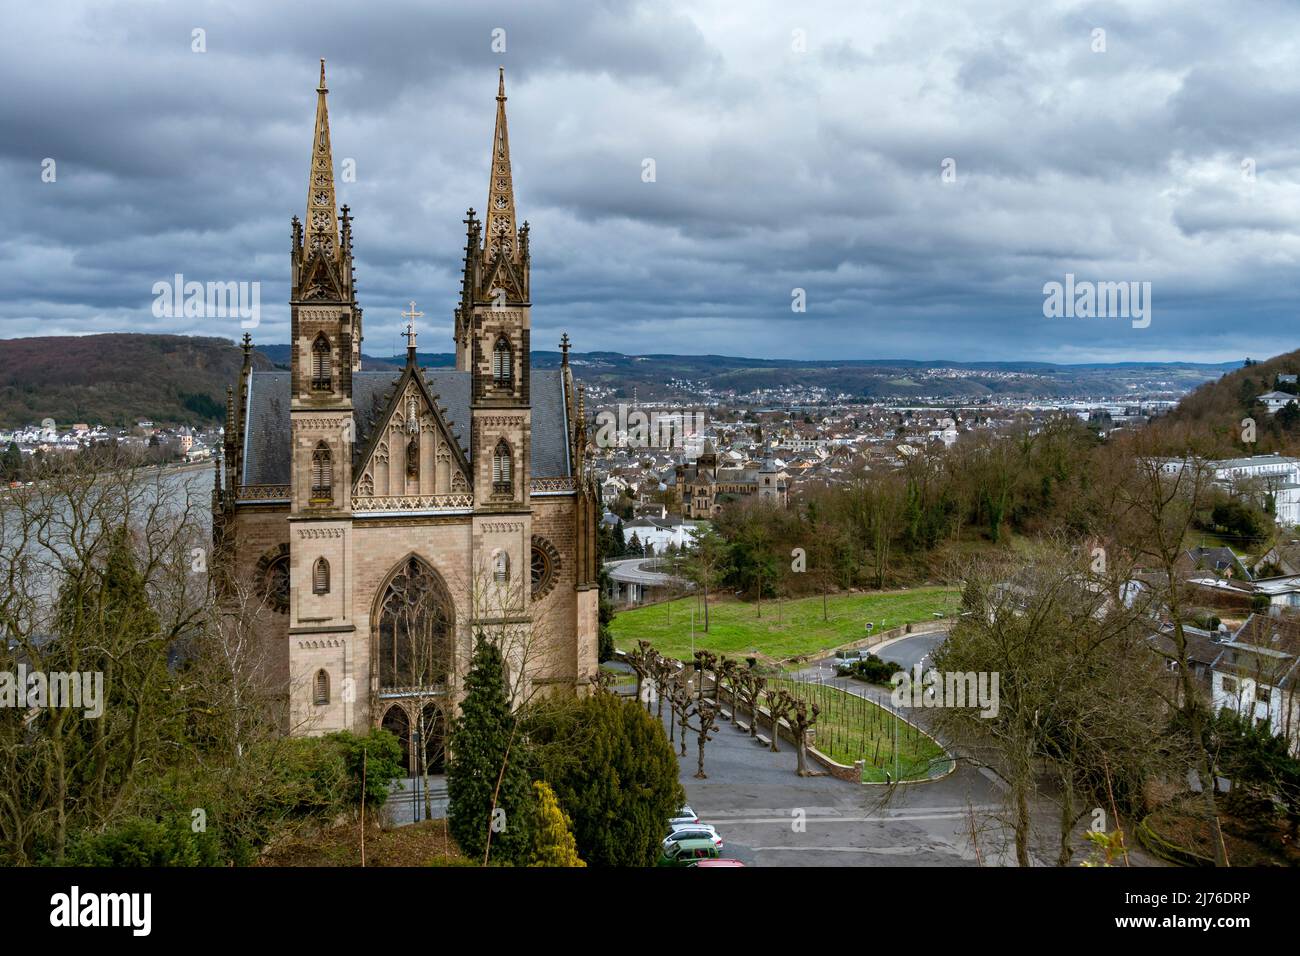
[1156,454,1300,527]
[620,516,704,555]
[1257,391,1297,415]
[1210,613,1300,753]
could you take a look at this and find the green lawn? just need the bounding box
[611,587,959,662]
[771,678,950,783]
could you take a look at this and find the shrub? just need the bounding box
[325,728,405,810]
[64,818,222,867]
[528,692,684,867]
[529,781,585,867]
[846,655,904,684]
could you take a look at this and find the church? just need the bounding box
[213,63,601,773]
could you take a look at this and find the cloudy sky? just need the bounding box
[3,0,1299,363]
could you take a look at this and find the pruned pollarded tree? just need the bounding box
[763,687,789,752]
[785,693,821,777]
[666,665,695,757]
[684,700,720,779]
[717,657,740,722]
[587,668,616,695]
[625,640,657,712]
[734,667,768,738]
[647,652,678,721]
[693,649,719,705]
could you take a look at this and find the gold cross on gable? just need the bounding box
[401,300,423,347]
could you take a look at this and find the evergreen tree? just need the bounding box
[445,634,534,864]
[529,693,684,866]
[0,441,21,482]
[529,781,585,867]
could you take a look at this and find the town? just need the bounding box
[0,0,1293,934]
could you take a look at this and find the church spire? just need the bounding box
[303,58,339,260]
[484,67,519,263]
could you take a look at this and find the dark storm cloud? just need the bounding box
[2,0,1300,362]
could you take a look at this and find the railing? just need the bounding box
[530,476,576,494]
[236,484,290,501]
[352,493,473,513]
[377,684,452,698]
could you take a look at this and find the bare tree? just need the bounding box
[783,692,820,777]
[0,451,212,862]
[763,688,788,753]
[930,542,1167,866]
[683,700,720,779]
[693,649,718,706]
[682,527,730,632]
[735,668,768,739]
[1108,438,1232,866]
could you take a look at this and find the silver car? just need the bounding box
[663,824,723,850]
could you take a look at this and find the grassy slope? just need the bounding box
[611,588,959,661]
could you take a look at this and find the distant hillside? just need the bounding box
[0,334,1247,429]
[1158,349,1300,454]
[0,334,274,428]
[258,345,1235,401]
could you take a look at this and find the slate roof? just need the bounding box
[241,368,571,486]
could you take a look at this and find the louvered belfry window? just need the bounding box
[313,669,330,705]
[492,336,512,386]
[311,442,332,499]
[492,440,512,493]
[311,335,332,390]
[313,557,330,594]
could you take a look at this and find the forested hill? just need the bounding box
[0,332,1253,429]
[1156,349,1300,454]
[0,334,274,428]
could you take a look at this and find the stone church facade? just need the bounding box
[213,63,600,772]
[674,441,789,518]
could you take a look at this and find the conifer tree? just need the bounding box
[446,633,534,864]
[529,780,585,867]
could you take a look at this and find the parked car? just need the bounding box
[668,804,700,827]
[833,648,867,664]
[690,859,745,867]
[658,838,721,866]
[663,825,723,850]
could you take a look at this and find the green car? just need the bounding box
[658,837,721,867]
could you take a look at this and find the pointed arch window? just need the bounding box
[313,669,330,705]
[313,557,330,595]
[492,336,513,387]
[494,550,510,584]
[311,442,333,500]
[492,336,512,387]
[492,439,512,494]
[311,334,332,391]
[377,557,453,690]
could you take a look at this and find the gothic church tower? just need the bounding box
[286,61,359,724]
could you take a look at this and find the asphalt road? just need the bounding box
[660,631,1022,866]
